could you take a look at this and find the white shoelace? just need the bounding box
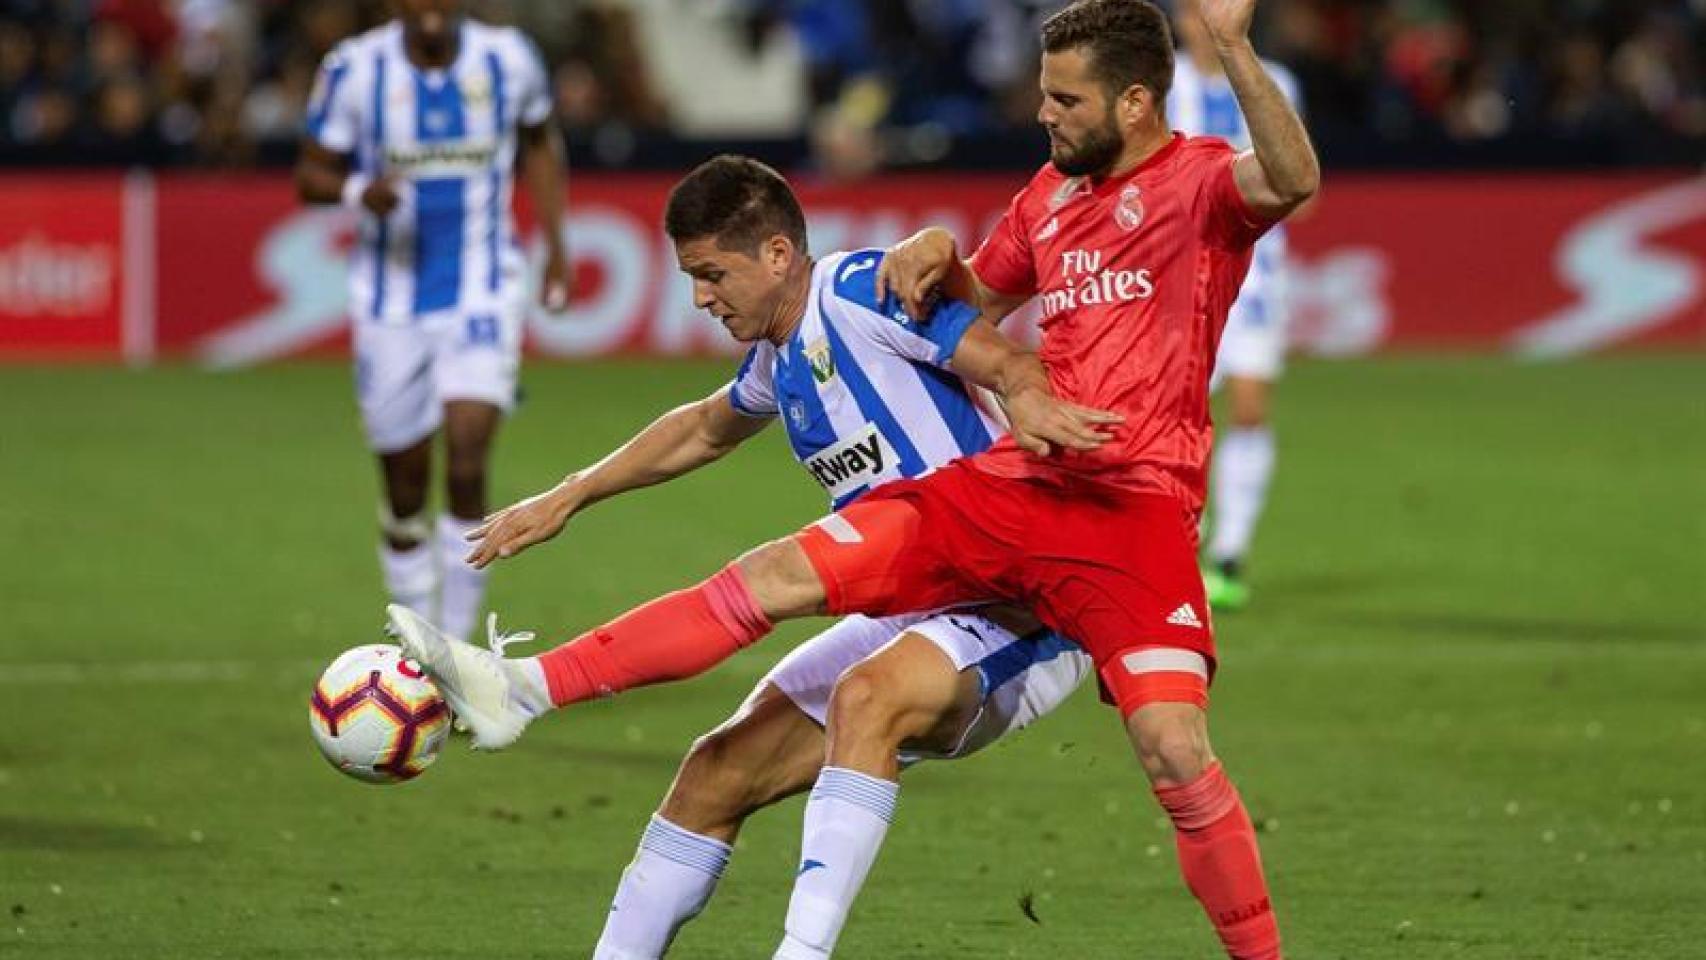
[484,612,536,657]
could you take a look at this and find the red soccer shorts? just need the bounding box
[795,459,1215,714]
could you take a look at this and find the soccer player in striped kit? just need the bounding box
[404,154,1100,958]
[295,0,570,642]
[1168,0,1305,610]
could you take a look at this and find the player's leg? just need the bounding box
[597,682,824,960]
[376,438,435,611]
[1030,490,1281,960]
[356,324,442,618]
[1206,281,1285,612]
[439,399,503,641]
[1121,684,1279,960]
[775,631,974,960]
[395,481,972,750]
[433,304,522,640]
[1205,373,1274,611]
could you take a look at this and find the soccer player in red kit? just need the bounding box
[398,0,1317,956]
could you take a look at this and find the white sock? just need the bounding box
[437,515,487,643]
[594,815,732,960]
[379,539,436,617]
[1208,425,1275,564]
[775,767,898,959]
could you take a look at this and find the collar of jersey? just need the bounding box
[1088,132,1184,197]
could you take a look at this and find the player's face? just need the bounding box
[675,237,786,343]
[396,0,461,51]
[1038,48,1127,178]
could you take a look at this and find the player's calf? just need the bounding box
[598,686,824,960]
[659,686,826,840]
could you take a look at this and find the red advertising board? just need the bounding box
[0,176,127,360]
[2,170,1702,363]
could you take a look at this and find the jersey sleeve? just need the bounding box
[513,33,553,127]
[1196,141,1283,251]
[304,43,361,153]
[728,343,779,418]
[968,186,1038,297]
[830,251,978,367]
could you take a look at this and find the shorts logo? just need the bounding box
[1115,185,1144,232]
[1165,603,1203,629]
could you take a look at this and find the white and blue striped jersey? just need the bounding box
[306,20,551,325]
[1168,55,1302,290]
[728,250,1006,509]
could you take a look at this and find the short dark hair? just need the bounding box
[1041,0,1175,103]
[664,155,808,255]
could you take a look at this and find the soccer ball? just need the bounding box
[309,644,451,784]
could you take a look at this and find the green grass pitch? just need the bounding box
[1,356,1701,958]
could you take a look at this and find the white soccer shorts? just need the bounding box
[1212,268,1289,390]
[352,292,525,454]
[761,611,1093,763]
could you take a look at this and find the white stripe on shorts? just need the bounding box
[1120,648,1210,678]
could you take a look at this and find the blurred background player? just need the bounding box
[294,0,570,642]
[1169,0,1302,612]
[459,155,1093,959]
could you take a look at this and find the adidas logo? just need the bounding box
[1166,603,1203,629]
[1034,216,1060,242]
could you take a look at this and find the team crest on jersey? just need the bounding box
[1115,185,1144,232]
[805,339,836,384]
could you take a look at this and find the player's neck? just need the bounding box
[1099,125,1176,182]
[766,259,814,345]
[404,26,461,71]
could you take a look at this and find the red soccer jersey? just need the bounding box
[969,133,1280,512]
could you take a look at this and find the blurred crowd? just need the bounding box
[0,0,1700,169]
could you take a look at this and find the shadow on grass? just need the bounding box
[0,816,165,851]
[1317,610,1700,644]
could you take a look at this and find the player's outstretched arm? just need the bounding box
[1199,0,1319,217]
[947,322,1122,457]
[465,387,771,568]
[876,228,1029,328]
[519,121,572,312]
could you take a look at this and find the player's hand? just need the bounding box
[1198,0,1256,47]
[1003,387,1122,457]
[876,227,957,321]
[539,248,572,313]
[464,482,579,569]
[361,178,400,217]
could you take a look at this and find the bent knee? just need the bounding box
[827,664,931,742]
[735,538,825,619]
[1131,715,1213,784]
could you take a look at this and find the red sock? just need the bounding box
[1154,762,1282,960]
[536,564,772,706]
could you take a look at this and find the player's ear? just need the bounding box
[764,234,794,276]
[1121,83,1153,127]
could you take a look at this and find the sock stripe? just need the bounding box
[640,815,731,877]
[811,767,898,823]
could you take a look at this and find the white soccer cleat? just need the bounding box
[386,603,543,751]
